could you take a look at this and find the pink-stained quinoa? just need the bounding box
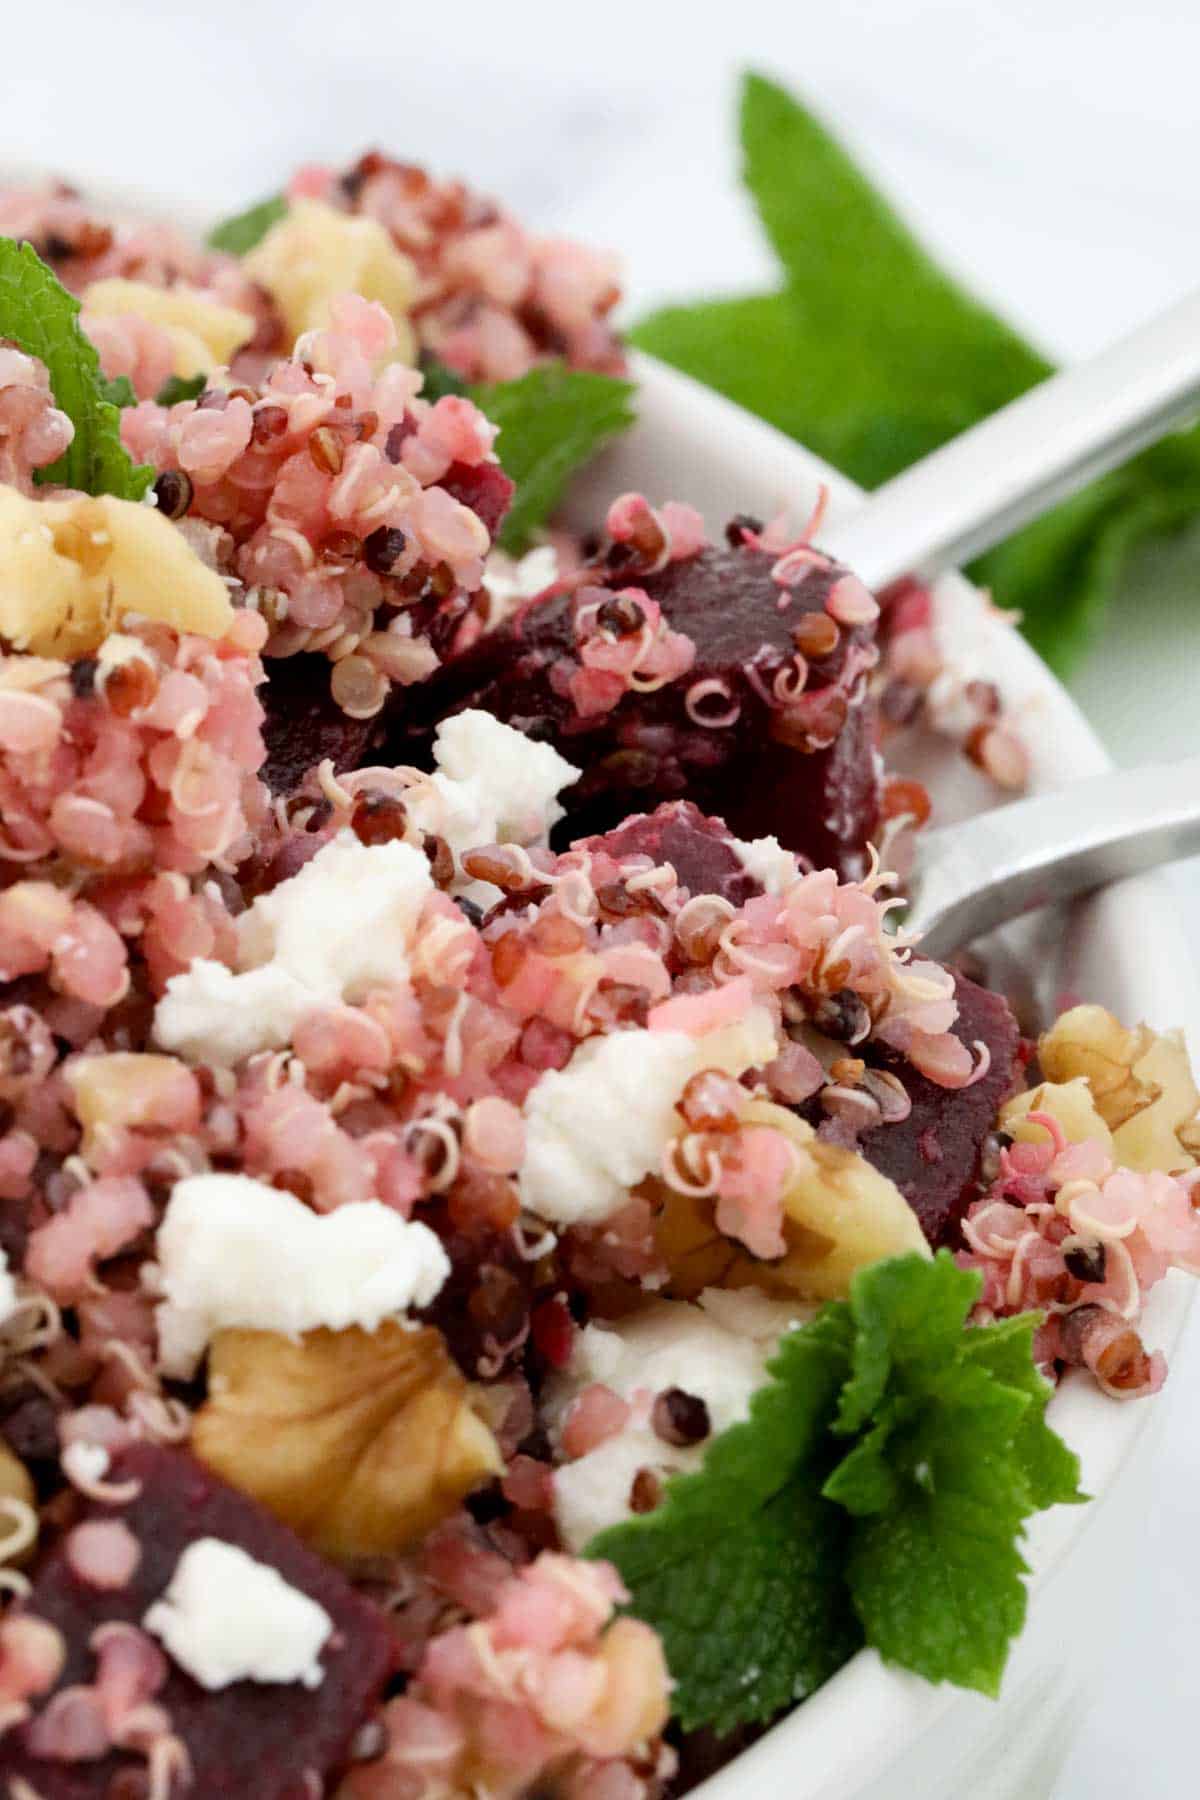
[0,156,1196,1800]
[342,1553,671,1800]
[121,293,509,719]
[959,1109,1200,1397]
[0,347,76,492]
[301,149,625,383]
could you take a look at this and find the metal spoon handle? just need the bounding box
[908,756,1200,959]
[820,289,1200,593]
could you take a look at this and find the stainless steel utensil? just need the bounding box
[812,288,1200,950]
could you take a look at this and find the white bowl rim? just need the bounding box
[577,351,1200,1798]
[7,167,1195,1796]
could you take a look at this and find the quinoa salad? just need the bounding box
[0,152,1195,1800]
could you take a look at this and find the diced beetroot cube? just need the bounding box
[854,972,1020,1246]
[5,1443,392,1799]
[579,801,762,907]
[439,459,515,538]
[390,542,882,879]
[259,652,388,797]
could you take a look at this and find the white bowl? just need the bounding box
[570,354,1200,1800]
[11,159,1193,1792]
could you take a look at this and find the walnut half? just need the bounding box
[192,1321,501,1562]
[1039,1004,1200,1174]
[654,1099,929,1302]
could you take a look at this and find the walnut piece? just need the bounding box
[0,488,234,657]
[192,1321,501,1561]
[1001,1077,1113,1152]
[83,279,255,377]
[66,1051,198,1165]
[1039,1004,1200,1174]
[654,1098,928,1301]
[243,199,417,357]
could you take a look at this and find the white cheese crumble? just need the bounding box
[730,832,800,896]
[518,1008,778,1226]
[154,834,432,1066]
[154,1172,450,1378]
[409,709,579,906]
[547,1292,806,1551]
[482,544,559,624]
[143,1538,333,1690]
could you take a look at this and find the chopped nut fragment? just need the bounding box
[83,278,255,377]
[66,1052,200,1164]
[1039,1004,1200,1173]
[0,485,234,657]
[654,1098,928,1301]
[192,1321,501,1560]
[244,199,417,357]
[1001,1077,1114,1153]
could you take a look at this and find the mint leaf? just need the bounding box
[0,238,153,500]
[842,1366,1033,1695]
[961,1314,1088,1511]
[207,193,286,256]
[101,373,137,409]
[156,372,208,407]
[836,1250,982,1435]
[632,72,1200,674]
[589,1309,858,1732]
[737,70,1050,486]
[420,356,470,402]
[469,364,635,553]
[590,1253,1082,1726]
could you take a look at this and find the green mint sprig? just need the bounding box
[207,192,287,256]
[0,238,153,500]
[632,72,1200,674]
[469,363,636,553]
[589,1252,1084,1732]
[156,372,208,407]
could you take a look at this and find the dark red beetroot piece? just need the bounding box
[439,459,515,538]
[258,460,514,798]
[389,542,882,879]
[259,652,389,797]
[580,801,763,908]
[5,1443,392,1799]
[854,972,1021,1246]
[585,805,1018,1247]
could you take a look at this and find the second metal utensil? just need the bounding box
[902,755,1200,958]
[804,287,1200,950]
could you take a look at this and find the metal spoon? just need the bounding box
[815,289,1200,955]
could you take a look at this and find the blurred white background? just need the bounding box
[4,2,1198,1791]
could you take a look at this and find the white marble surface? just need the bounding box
[8,1,1200,1791]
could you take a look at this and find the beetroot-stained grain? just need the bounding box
[579,801,762,907]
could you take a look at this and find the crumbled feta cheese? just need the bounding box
[402,709,578,906]
[547,1292,805,1550]
[432,709,578,848]
[154,834,432,1066]
[144,1538,333,1690]
[519,1008,778,1226]
[152,961,313,1069]
[0,1247,18,1323]
[154,1173,450,1378]
[730,832,799,896]
[482,544,559,624]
